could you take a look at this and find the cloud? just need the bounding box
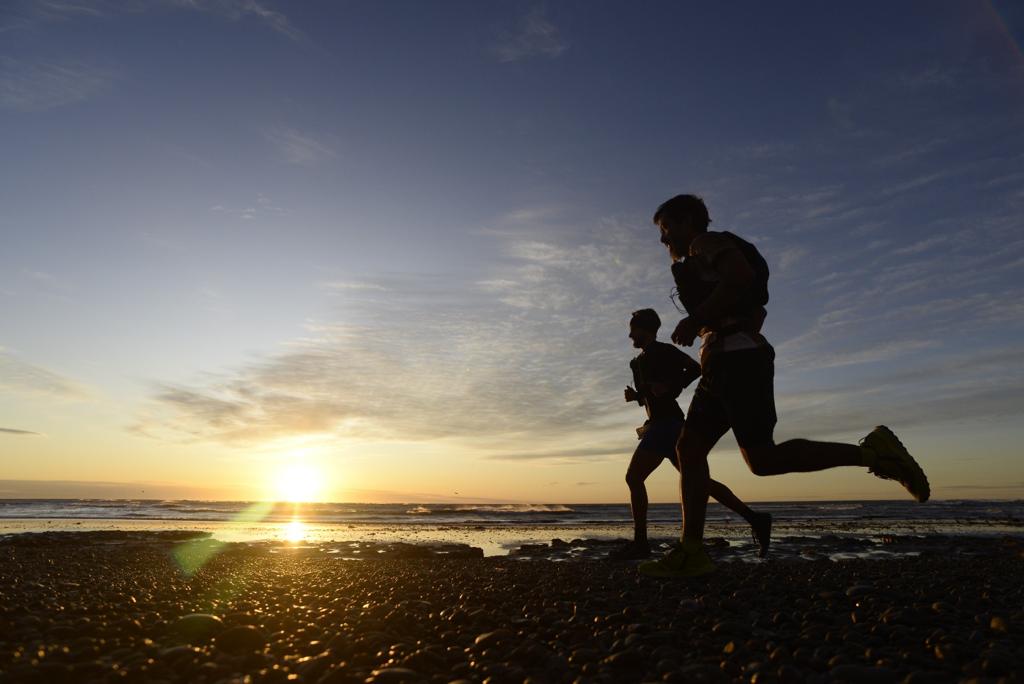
[0,349,89,400]
[0,478,232,499]
[136,210,661,459]
[319,280,388,292]
[881,170,954,197]
[0,57,116,111]
[872,137,949,167]
[210,193,286,220]
[492,7,568,63]
[890,236,949,256]
[488,446,625,464]
[0,428,40,436]
[3,0,305,41]
[197,0,304,42]
[773,347,1024,440]
[940,482,1024,491]
[776,247,808,272]
[137,195,1024,463]
[264,127,336,166]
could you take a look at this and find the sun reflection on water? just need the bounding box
[284,518,306,543]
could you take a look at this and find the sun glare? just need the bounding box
[275,462,322,503]
[284,519,306,543]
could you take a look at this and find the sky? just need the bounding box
[1,0,1023,503]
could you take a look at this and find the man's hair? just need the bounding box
[630,308,661,332]
[653,194,711,232]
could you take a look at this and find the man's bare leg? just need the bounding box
[625,447,666,544]
[673,457,773,557]
[677,426,721,544]
[706,479,755,522]
[741,439,862,476]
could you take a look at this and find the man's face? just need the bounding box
[629,322,654,348]
[657,216,697,261]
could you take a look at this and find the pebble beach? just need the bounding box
[1,531,1021,683]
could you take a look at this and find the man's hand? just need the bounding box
[624,386,638,403]
[671,317,701,346]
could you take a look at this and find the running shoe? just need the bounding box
[637,542,714,578]
[750,512,772,558]
[607,540,651,560]
[860,425,930,502]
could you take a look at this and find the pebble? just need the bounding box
[366,667,427,683]
[215,624,268,654]
[0,532,1021,684]
[168,613,224,642]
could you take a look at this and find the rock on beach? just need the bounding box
[0,533,1021,683]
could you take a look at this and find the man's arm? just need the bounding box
[646,347,699,397]
[679,351,701,387]
[672,247,755,346]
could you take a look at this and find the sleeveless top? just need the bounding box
[670,231,770,364]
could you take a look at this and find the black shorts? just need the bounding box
[637,418,684,460]
[685,346,777,449]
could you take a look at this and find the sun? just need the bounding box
[275,462,322,503]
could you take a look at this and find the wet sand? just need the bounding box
[0,532,1021,683]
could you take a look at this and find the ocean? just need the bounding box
[1,499,1021,559]
[1,498,1022,528]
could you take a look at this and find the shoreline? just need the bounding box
[2,515,1023,560]
[0,532,1021,683]
[2,527,1023,563]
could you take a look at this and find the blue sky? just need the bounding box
[1,0,1023,502]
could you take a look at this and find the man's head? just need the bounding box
[653,194,710,261]
[629,308,660,348]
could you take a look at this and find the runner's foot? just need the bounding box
[860,425,930,502]
[637,541,714,577]
[750,512,772,558]
[607,540,651,560]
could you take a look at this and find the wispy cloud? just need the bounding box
[196,0,304,42]
[881,170,954,197]
[319,280,389,292]
[492,7,567,63]
[137,190,1024,463]
[3,0,305,41]
[487,445,623,464]
[0,349,89,400]
[136,210,660,460]
[0,57,116,111]
[210,193,287,220]
[263,127,336,166]
[0,427,41,436]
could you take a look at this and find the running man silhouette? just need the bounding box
[638,194,929,578]
[610,308,772,560]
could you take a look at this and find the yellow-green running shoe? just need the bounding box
[860,425,930,502]
[637,542,714,578]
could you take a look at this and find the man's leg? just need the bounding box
[741,440,861,475]
[730,348,929,501]
[637,420,723,577]
[706,479,755,522]
[741,435,929,502]
[625,447,667,544]
[704,476,773,557]
[678,425,721,544]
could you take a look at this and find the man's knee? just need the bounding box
[675,434,710,467]
[625,469,644,489]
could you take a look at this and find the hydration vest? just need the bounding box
[670,231,769,324]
